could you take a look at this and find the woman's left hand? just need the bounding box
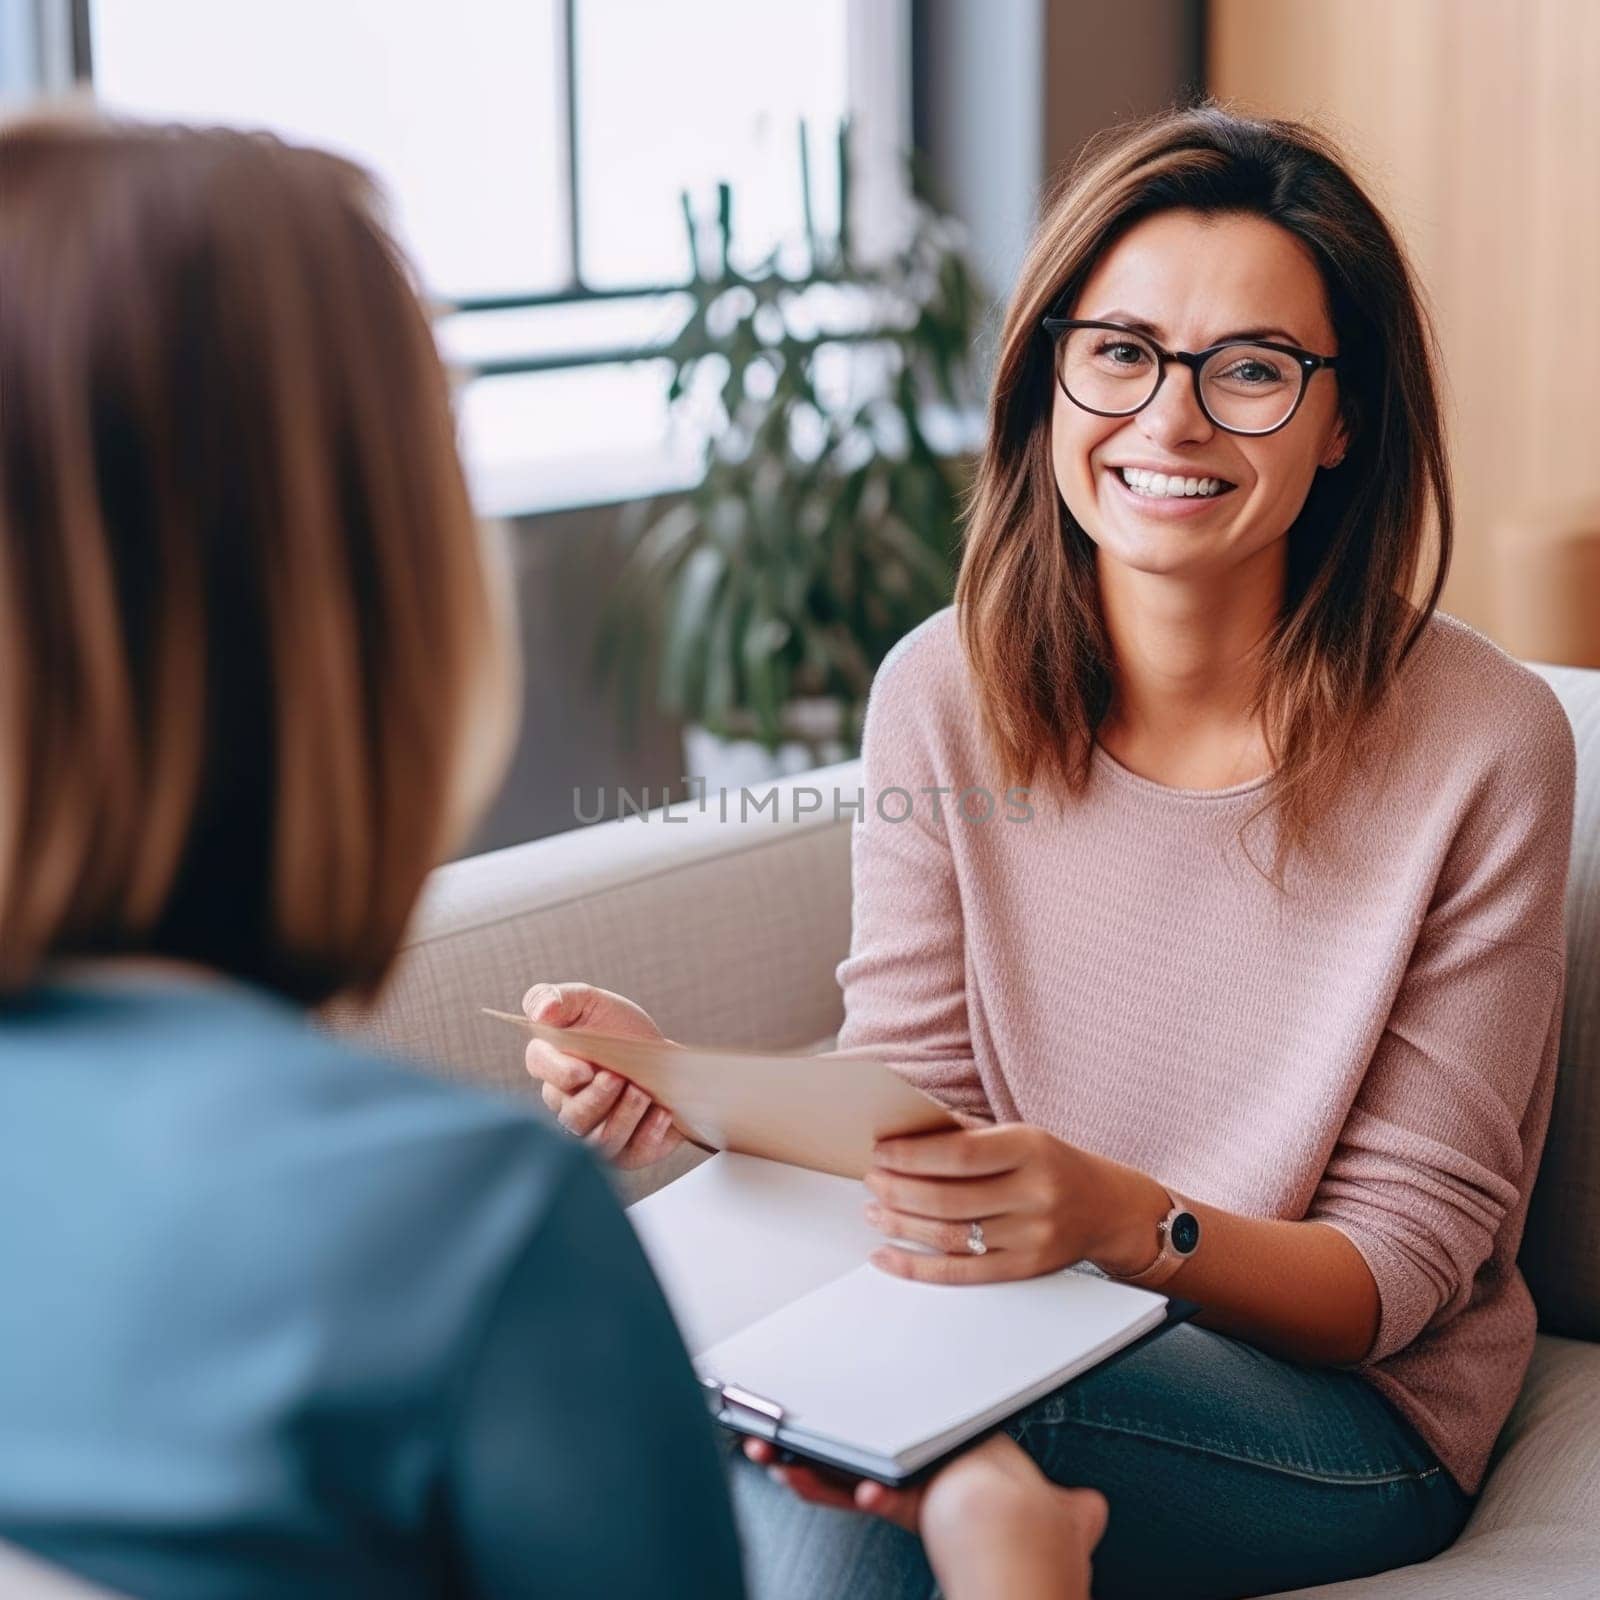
[864,1124,1143,1283]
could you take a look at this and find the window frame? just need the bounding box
[437,0,911,380]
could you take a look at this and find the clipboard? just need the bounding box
[483,1010,959,1179]
[705,1296,1201,1488]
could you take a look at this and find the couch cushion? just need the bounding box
[1264,1335,1600,1598]
[326,765,860,1099]
[1520,665,1600,1340]
[1467,1334,1600,1538]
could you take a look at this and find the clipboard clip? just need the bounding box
[700,1375,786,1441]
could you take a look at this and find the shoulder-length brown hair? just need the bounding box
[0,113,510,1005]
[956,103,1450,883]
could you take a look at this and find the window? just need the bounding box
[89,0,570,300]
[85,0,909,515]
[573,1,847,289]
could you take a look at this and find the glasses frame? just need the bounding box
[1041,317,1339,437]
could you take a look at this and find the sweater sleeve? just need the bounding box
[444,1147,744,1600]
[832,630,991,1120]
[1307,687,1576,1366]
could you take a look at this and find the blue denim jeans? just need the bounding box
[725,1323,1475,1600]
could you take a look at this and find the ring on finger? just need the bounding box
[877,1209,998,1257]
[966,1220,988,1256]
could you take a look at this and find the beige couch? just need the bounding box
[9,666,1591,1598]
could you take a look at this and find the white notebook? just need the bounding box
[628,1152,1176,1484]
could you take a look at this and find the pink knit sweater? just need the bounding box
[835,606,1576,1495]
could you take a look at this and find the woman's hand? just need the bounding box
[743,1435,1107,1600]
[863,1123,1158,1283]
[520,982,684,1170]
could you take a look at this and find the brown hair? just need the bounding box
[955,103,1451,883]
[0,113,511,1004]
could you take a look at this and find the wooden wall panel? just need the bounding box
[1208,0,1600,646]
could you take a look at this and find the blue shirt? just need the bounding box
[0,977,744,1598]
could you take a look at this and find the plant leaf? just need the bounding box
[658,544,727,714]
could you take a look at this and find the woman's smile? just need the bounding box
[1101,461,1239,521]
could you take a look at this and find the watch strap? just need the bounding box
[1110,1187,1198,1288]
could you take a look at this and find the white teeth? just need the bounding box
[1118,467,1228,499]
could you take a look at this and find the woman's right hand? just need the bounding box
[743,1434,1106,1600]
[521,982,685,1171]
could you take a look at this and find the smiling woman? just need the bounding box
[960,115,1451,857]
[524,104,1577,1600]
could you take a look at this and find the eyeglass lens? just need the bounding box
[1057,327,1304,434]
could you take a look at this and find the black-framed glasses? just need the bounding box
[1042,318,1338,437]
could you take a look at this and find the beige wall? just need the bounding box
[1209,0,1600,653]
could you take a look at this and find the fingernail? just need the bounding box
[863,1204,883,1226]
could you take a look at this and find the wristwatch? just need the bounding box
[1109,1186,1200,1288]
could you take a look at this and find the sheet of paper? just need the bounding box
[627,1152,882,1355]
[692,1260,1167,1464]
[484,1010,956,1179]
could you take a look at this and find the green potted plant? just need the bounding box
[596,123,987,784]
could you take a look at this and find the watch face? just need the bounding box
[1170,1211,1200,1255]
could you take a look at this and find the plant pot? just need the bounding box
[682,697,853,793]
